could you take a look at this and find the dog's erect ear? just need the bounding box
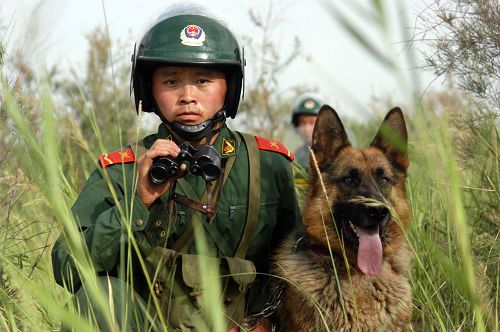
[311,105,351,168]
[370,107,409,171]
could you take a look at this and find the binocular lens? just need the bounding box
[190,164,201,176]
[202,163,221,181]
[148,142,222,184]
[149,162,179,184]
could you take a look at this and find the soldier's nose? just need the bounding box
[179,85,196,104]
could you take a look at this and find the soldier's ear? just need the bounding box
[311,105,351,169]
[370,107,409,172]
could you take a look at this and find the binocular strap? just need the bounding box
[171,160,228,219]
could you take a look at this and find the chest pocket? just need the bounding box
[143,247,256,331]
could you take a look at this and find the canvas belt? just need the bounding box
[172,132,261,259]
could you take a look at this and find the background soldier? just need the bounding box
[290,94,323,170]
[52,3,299,331]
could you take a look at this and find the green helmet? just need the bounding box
[291,94,323,127]
[131,3,245,119]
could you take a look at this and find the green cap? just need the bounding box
[131,3,245,118]
[291,94,323,127]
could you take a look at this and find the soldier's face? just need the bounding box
[297,114,317,145]
[152,66,227,125]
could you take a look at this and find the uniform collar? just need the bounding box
[157,122,173,140]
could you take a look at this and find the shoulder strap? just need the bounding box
[98,147,135,168]
[234,132,261,259]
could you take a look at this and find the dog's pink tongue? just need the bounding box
[356,225,383,275]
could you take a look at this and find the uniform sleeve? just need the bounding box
[51,167,170,292]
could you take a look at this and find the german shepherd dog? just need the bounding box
[274,106,411,331]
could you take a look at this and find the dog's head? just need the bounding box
[304,105,410,276]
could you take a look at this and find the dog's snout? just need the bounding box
[334,201,391,228]
[368,205,389,221]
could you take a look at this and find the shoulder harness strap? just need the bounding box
[234,132,261,259]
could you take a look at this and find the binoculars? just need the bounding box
[149,142,222,184]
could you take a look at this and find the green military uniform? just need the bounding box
[52,123,299,330]
[293,143,310,170]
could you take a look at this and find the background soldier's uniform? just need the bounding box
[294,143,310,170]
[52,124,299,330]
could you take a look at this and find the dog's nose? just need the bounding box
[367,205,389,222]
[355,204,390,228]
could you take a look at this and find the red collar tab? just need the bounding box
[99,147,136,168]
[255,136,295,161]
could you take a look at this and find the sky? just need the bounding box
[0,0,439,127]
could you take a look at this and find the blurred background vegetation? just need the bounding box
[1,0,498,331]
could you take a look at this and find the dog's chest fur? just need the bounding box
[273,236,412,332]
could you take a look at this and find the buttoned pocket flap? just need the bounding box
[224,257,256,288]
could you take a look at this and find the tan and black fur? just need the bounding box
[274,106,412,331]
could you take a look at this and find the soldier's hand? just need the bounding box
[136,139,182,208]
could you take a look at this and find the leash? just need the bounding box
[241,281,286,331]
[242,235,307,330]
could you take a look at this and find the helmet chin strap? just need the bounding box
[165,109,227,142]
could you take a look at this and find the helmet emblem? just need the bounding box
[180,24,206,46]
[304,99,316,109]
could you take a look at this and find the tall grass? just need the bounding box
[1,1,499,331]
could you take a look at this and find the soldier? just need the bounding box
[291,94,323,170]
[51,3,299,332]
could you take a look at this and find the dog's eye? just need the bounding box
[343,177,353,184]
[379,177,390,185]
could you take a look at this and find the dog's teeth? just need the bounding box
[348,220,358,235]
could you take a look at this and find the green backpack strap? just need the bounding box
[234,132,261,259]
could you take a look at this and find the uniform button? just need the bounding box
[160,231,166,238]
[155,220,162,227]
[136,219,144,227]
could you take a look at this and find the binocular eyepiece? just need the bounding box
[148,142,222,184]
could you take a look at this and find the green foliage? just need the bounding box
[56,26,139,153]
